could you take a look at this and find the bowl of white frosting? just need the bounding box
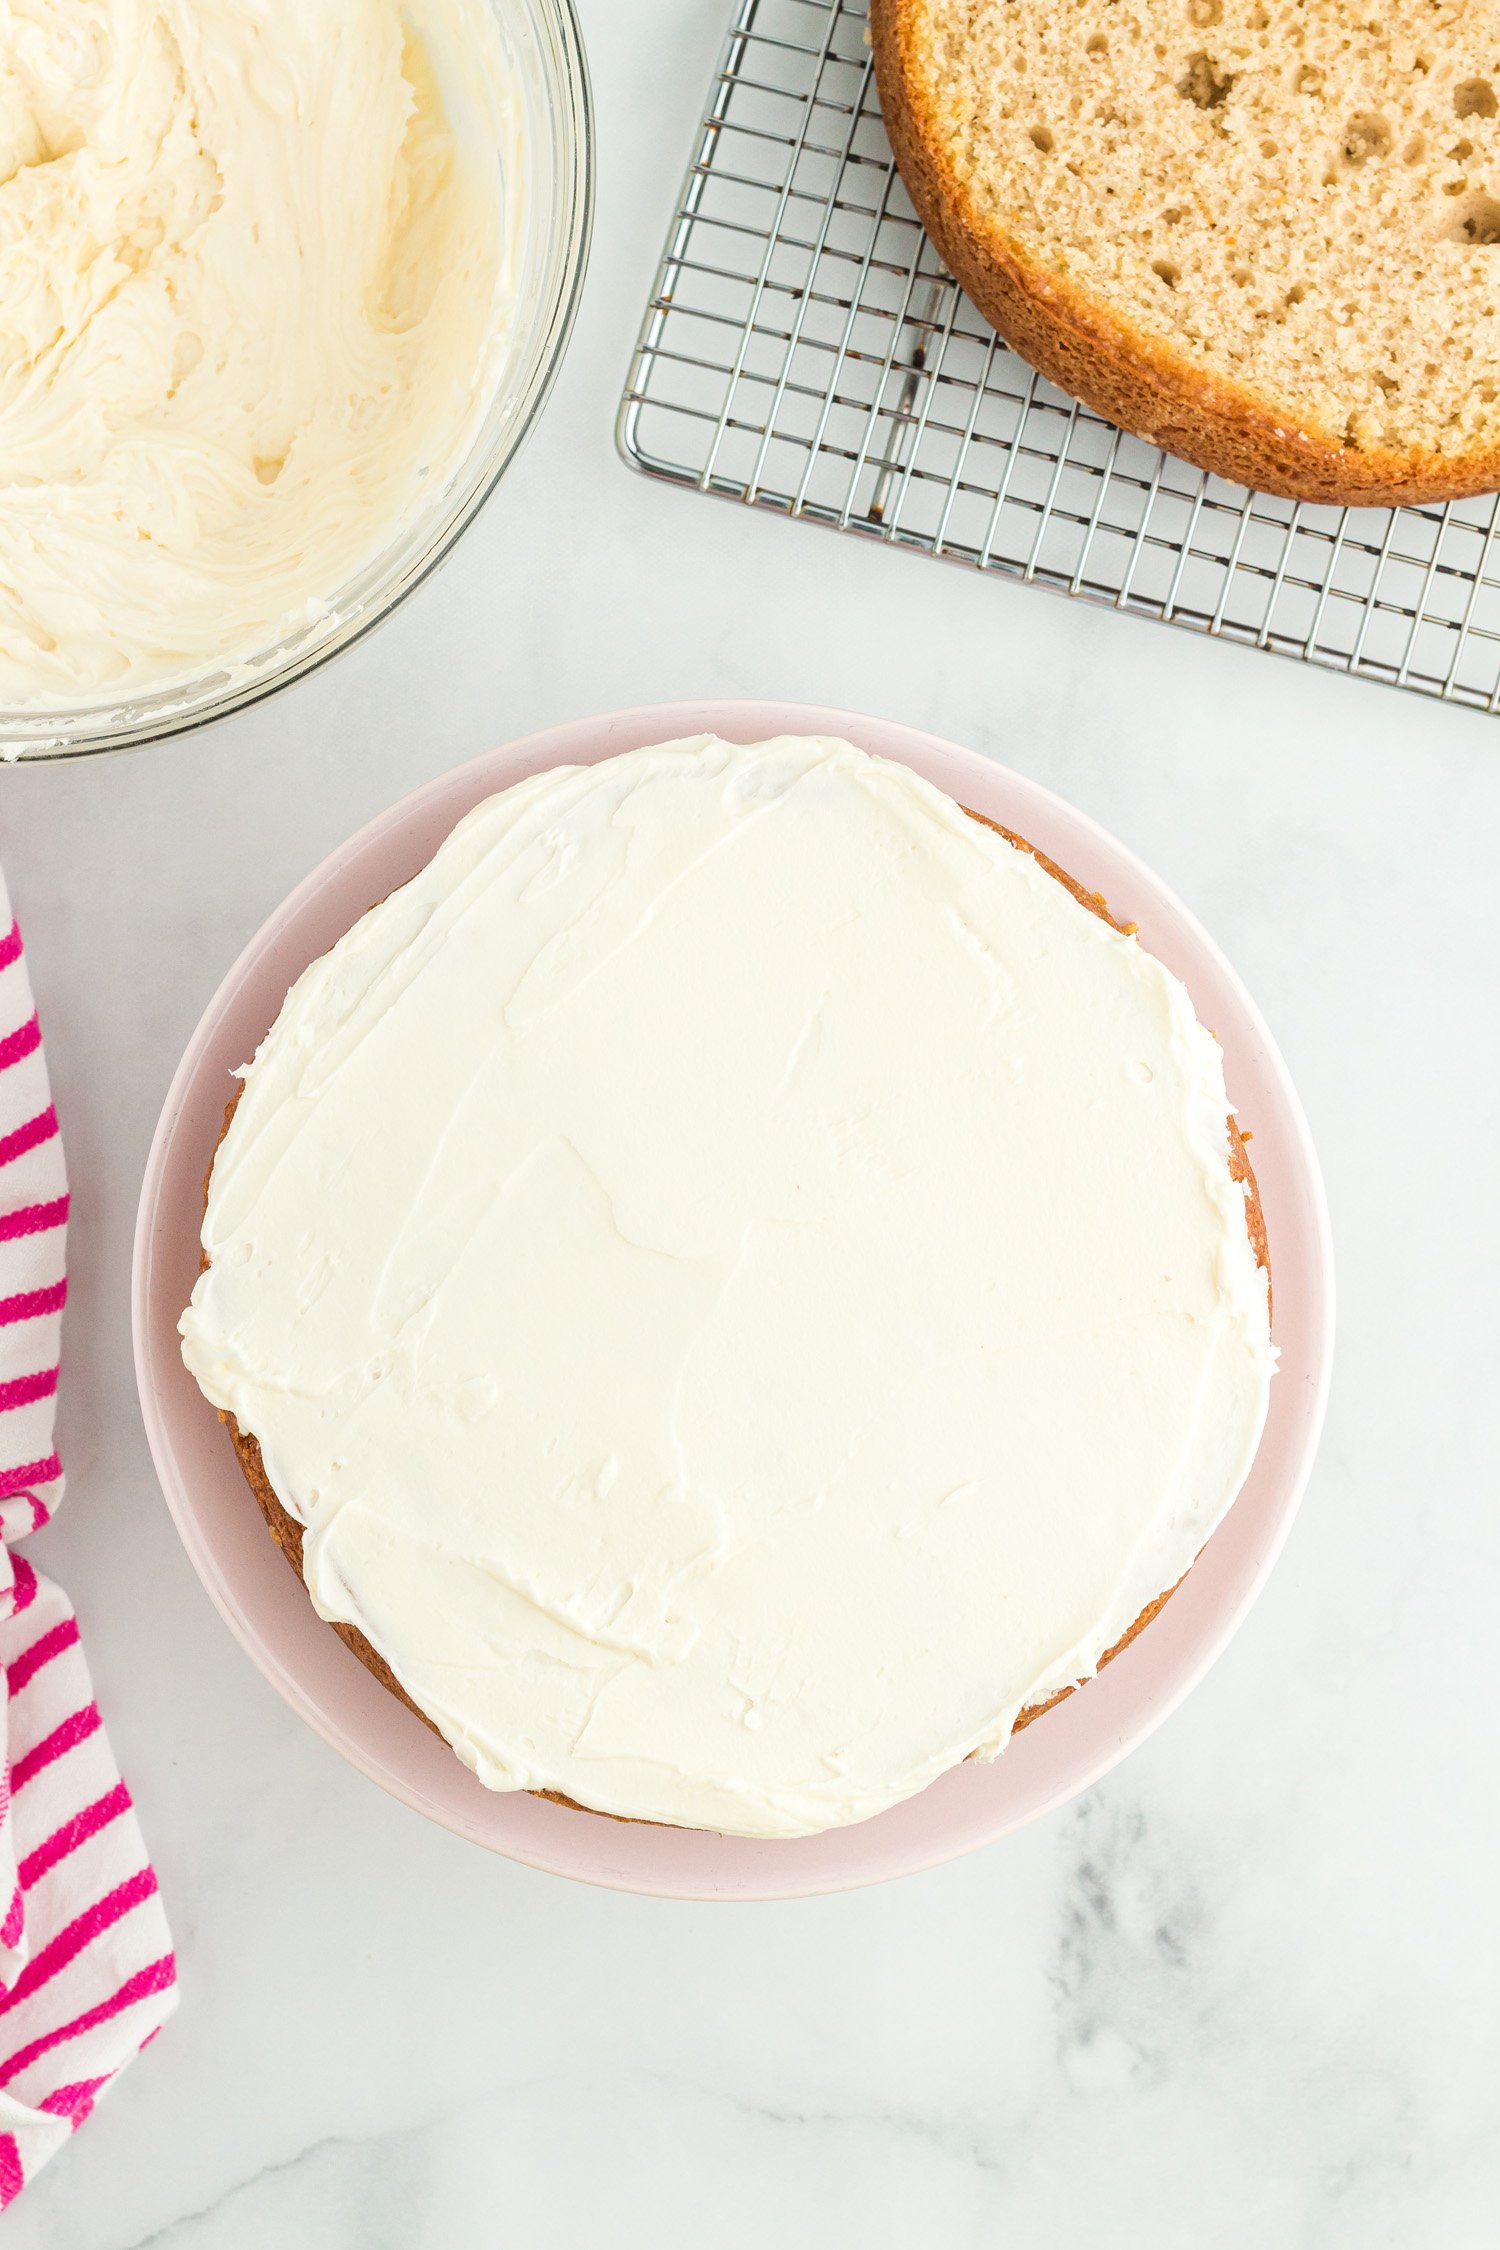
[0,0,591,758]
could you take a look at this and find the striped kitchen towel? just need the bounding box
[0,877,176,2206]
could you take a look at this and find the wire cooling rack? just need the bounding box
[618,0,1500,715]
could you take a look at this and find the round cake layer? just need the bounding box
[872,0,1500,504]
[180,736,1276,1838]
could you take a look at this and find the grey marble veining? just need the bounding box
[1,0,1498,2243]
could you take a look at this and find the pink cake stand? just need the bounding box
[133,701,1333,1899]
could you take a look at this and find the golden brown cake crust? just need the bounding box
[199,814,1271,1824]
[869,0,1500,508]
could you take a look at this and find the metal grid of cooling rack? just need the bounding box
[618,0,1500,715]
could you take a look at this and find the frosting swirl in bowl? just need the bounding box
[0,0,514,704]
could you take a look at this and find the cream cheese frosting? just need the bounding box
[180,735,1276,1839]
[0,0,515,706]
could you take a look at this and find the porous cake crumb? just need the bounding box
[873,0,1500,501]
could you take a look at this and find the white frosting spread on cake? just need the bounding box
[180,736,1276,1839]
[0,0,515,706]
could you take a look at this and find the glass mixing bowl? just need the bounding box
[1,0,592,762]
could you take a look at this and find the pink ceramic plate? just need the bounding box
[133,702,1333,1900]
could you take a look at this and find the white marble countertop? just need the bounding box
[3,3,1499,2243]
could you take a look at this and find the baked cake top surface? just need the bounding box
[890,0,1500,460]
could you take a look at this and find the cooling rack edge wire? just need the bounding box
[618,0,1500,718]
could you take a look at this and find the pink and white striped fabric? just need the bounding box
[0,875,175,2207]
